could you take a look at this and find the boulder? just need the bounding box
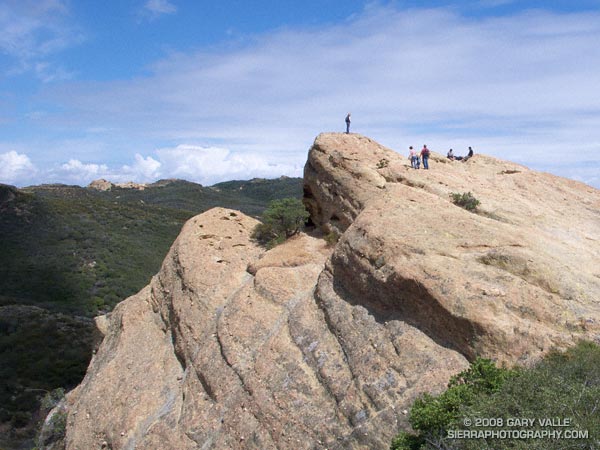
[62,133,600,449]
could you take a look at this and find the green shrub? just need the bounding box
[391,342,600,450]
[392,358,514,449]
[450,192,480,211]
[39,388,65,411]
[251,198,309,248]
[324,231,340,246]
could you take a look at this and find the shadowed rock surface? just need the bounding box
[61,133,600,449]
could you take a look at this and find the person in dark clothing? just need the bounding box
[421,145,430,169]
[463,146,474,161]
[345,113,351,134]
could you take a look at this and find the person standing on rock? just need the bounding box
[409,146,418,169]
[345,113,351,134]
[421,145,430,170]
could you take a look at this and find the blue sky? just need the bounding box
[1,0,599,188]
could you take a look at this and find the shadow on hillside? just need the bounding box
[0,306,96,449]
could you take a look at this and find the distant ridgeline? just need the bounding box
[0,177,302,316]
[0,177,301,449]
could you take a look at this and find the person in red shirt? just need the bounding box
[421,145,430,170]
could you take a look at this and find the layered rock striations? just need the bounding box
[62,133,600,449]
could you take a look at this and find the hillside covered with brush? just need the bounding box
[0,176,302,449]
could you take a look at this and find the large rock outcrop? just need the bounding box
[62,133,600,449]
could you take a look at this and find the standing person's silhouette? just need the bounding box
[345,113,351,134]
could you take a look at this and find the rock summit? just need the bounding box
[61,133,600,449]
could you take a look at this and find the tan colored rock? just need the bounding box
[306,132,600,364]
[63,206,467,449]
[64,133,600,449]
[114,181,146,190]
[88,179,147,190]
[87,179,114,191]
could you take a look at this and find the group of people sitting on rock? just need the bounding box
[407,145,475,169]
[447,147,474,162]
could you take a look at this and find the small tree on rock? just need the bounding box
[251,198,309,248]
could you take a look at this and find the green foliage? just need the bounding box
[404,358,515,446]
[391,432,424,450]
[455,341,600,450]
[391,342,600,450]
[39,388,65,411]
[0,177,302,448]
[447,357,513,393]
[0,306,93,443]
[324,231,340,246]
[252,198,309,248]
[0,178,303,317]
[48,410,67,439]
[450,192,480,211]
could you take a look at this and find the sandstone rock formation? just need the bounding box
[88,179,147,191]
[88,179,113,191]
[303,133,600,364]
[62,133,600,449]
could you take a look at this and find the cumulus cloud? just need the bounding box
[58,159,109,182]
[49,154,161,185]
[119,154,161,181]
[23,5,600,187]
[13,146,299,187]
[0,151,36,185]
[155,145,301,185]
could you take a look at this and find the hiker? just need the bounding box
[447,149,455,160]
[345,113,351,134]
[463,146,474,161]
[421,145,430,169]
[408,146,419,169]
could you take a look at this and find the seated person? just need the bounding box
[462,146,474,162]
[447,149,455,160]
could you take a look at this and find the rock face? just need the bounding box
[88,179,147,191]
[87,179,113,191]
[63,133,600,449]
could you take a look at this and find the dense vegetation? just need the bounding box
[392,341,600,450]
[251,197,309,248]
[0,177,302,449]
[0,178,302,316]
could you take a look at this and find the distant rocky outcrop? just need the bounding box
[88,179,147,191]
[61,133,600,449]
[87,179,113,191]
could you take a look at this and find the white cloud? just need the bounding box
[155,144,301,185]
[142,0,177,20]
[119,154,161,181]
[0,0,82,81]
[60,159,108,179]
[50,155,161,185]
[0,151,36,185]
[11,146,298,187]
[21,5,600,188]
